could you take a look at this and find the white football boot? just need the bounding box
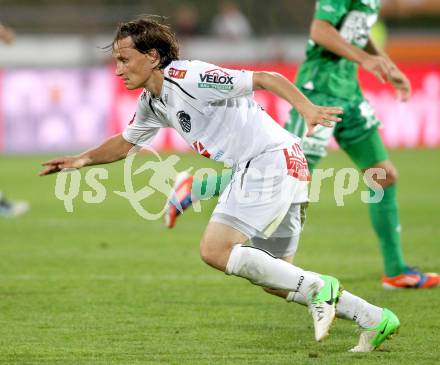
[308,275,340,341]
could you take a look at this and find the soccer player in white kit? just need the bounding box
[39,16,400,351]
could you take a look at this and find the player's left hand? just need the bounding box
[389,67,411,102]
[303,105,343,136]
[39,156,87,176]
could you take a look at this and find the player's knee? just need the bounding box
[200,235,240,272]
[380,164,398,188]
[200,223,248,270]
[386,165,398,185]
[365,162,398,188]
[199,237,228,269]
[199,239,214,265]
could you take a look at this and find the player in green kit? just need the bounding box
[165,0,439,289]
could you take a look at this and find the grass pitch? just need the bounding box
[0,149,439,364]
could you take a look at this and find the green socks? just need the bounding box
[368,184,406,277]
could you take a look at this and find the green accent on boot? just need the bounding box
[368,308,400,349]
[311,275,340,305]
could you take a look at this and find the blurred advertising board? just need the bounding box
[1,63,439,152]
[0,68,112,152]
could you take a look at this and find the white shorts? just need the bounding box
[210,146,309,240]
[213,203,306,258]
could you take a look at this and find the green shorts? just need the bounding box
[286,89,387,169]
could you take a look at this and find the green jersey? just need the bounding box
[296,0,380,99]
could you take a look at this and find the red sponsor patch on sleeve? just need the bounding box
[168,68,187,79]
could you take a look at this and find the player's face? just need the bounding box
[113,37,155,90]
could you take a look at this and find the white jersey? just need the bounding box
[122,60,298,166]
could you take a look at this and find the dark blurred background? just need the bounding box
[1,0,439,34]
[0,0,439,153]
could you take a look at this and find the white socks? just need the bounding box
[286,289,382,329]
[286,289,308,305]
[226,244,323,300]
[335,291,383,328]
[225,243,383,329]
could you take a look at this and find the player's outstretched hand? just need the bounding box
[303,104,343,136]
[361,55,411,102]
[39,156,86,176]
[389,67,411,102]
[360,54,393,84]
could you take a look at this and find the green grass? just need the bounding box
[0,149,439,364]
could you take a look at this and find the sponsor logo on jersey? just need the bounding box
[168,68,187,79]
[176,110,191,133]
[340,11,376,48]
[198,68,234,90]
[192,140,211,159]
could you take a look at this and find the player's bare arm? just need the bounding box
[39,133,134,176]
[0,23,15,44]
[253,71,342,135]
[365,37,411,101]
[310,19,394,84]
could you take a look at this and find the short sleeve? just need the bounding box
[314,0,351,26]
[177,60,254,103]
[122,92,161,146]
